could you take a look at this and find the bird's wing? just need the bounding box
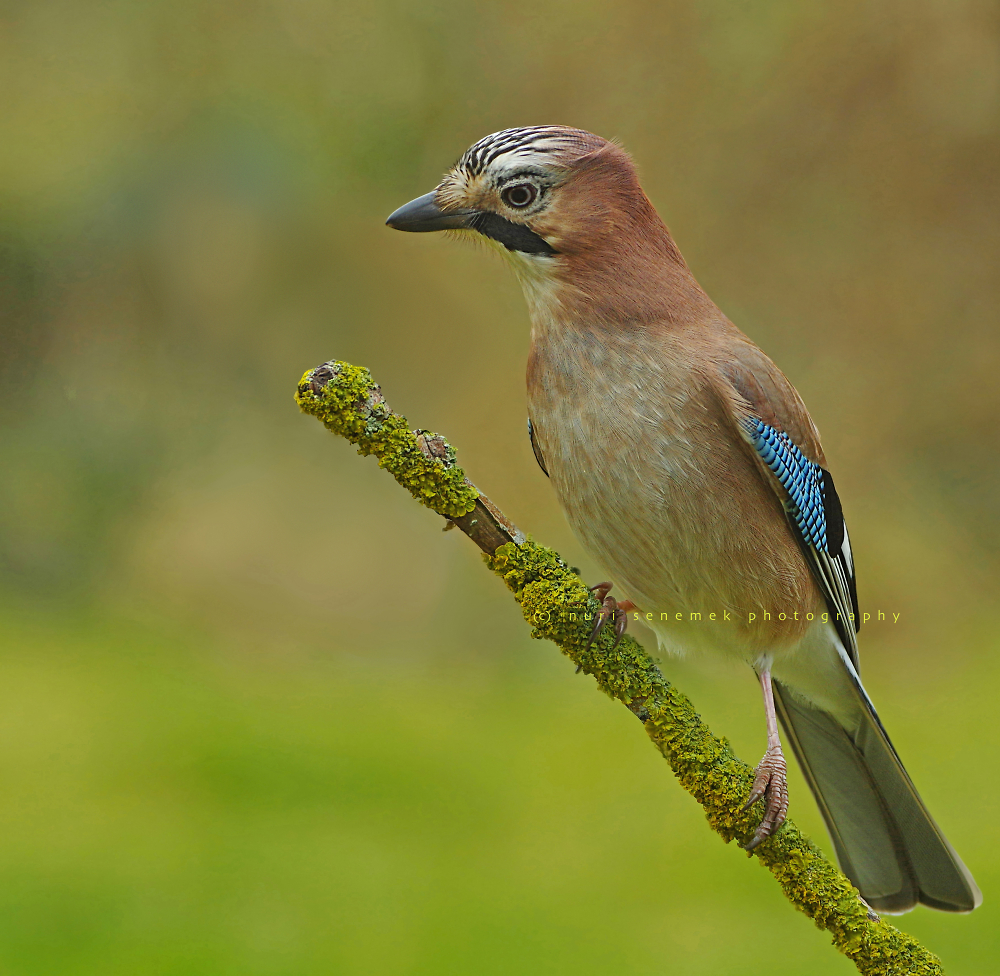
[711,346,861,668]
[709,350,981,912]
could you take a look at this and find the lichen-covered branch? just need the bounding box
[297,360,945,976]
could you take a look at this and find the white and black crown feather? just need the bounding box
[457,126,598,177]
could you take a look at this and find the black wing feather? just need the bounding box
[528,418,549,477]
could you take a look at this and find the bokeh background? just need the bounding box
[1,1,999,972]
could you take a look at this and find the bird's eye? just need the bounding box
[501,183,538,209]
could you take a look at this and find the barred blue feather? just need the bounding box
[742,418,828,552]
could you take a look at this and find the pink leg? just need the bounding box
[742,667,789,850]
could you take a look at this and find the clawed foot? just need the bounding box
[742,745,789,850]
[585,581,636,652]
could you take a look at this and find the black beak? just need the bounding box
[386,190,558,255]
[385,191,476,232]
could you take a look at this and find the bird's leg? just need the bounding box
[585,581,636,651]
[742,667,789,850]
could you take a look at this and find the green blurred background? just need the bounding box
[1,0,998,972]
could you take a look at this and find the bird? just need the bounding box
[385,125,981,914]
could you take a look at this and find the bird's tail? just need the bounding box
[772,664,981,913]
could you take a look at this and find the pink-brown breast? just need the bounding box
[526,318,824,662]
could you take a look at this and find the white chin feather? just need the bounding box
[505,249,564,317]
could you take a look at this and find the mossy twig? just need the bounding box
[297,359,945,976]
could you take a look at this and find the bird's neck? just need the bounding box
[511,217,718,343]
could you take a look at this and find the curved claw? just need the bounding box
[612,608,630,649]
[586,595,615,650]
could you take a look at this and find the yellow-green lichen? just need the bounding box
[485,541,944,976]
[300,360,947,976]
[296,361,479,518]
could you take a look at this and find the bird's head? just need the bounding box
[387,126,705,326]
[386,126,608,257]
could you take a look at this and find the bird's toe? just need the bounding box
[742,747,789,850]
[584,583,635,652]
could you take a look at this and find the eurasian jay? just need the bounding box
[386,126,981,914]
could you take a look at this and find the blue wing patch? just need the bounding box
[742,417,828,552]
[739,415,860,652]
